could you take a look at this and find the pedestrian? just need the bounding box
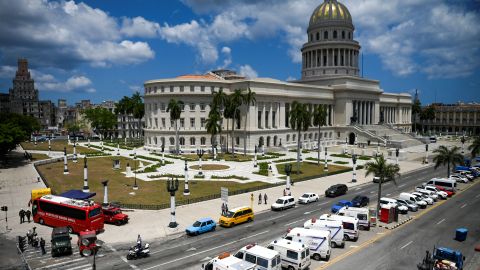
[25,209,31,223]
[19,209,25,224]
[291,179,294,186]
[221,203,225,216]
[283,189,286,196]
[264,193,268,204]
[258,193,262,205]
[40,238,46,255]
[225,204,228,214]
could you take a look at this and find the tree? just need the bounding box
[65,120,86,136]
[167,99,184,154]
[212,88,228,151]
[206,104,222,157]
[131,92,145,138]
[433,145,464,178]
[364,155,400,215]
[412,96,421,132]
[289,101,312,174]
[0,113,40,136]
[0,123,25,161]
[230,89,245,155]
[419,105,436,133]
[243,88,256,155]
[468,136,480,158]
[313,104,328,166]
[83,107,117,139]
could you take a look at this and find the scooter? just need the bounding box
[126,243,150,260]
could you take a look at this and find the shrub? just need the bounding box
[334,161,349,165]
[211,175,249,180]
[194,174,205,179]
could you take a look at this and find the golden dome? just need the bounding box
[310,0,352,26]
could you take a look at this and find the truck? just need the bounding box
[417,247,465,270]
[303,218,345,248]
[51,227,72,257]
[102,206,129,225]
[202,252,256,270]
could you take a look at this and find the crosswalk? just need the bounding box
[23,243,94,270]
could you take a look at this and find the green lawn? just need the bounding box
[276,162,350,182]
[21,140,99,155]
[36,156,267,205]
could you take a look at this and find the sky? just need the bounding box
[0,0,479,106]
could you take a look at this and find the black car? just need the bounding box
[351,195,369,207]
[325,184,348,197]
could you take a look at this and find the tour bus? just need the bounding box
[235,244,281,270]
[319,214,359,241]
[426,178,457,193]
[303,218,345,248]
[267,239,311,270]
[284,227,331,261]
[336,206,370,230]
[202,252,256,270]
[32,195,104,234]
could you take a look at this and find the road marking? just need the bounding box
[349,245,359,248]
[284,219,303,227]
[376,232,384,235]
[267,214,286,221]
[400,241,413,250]
[304,211,311,215]
[106,244,138,269]
[41,258,84,269]
[370,191,375,194]
[68,263,92,270]
[386,193,391,196]
[186,247,197,252]
[143,230,269,270]
[460,203,467,209]
[355,188,361,191]
[319,202,328,206]
[436,219,445,225]
[398,184,406,188]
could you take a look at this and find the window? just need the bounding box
[180,118,185,128]
[201,86,205,92]
[200,118,205,128]
[190,103,195,111]
[153,86,157,93]
[154,103,157,111]
[272,111,276,128]
[258,111,262,128]
[265,111,269,128]
[179,137,185,146]
[201,137,206,145]
[210,86,215,92]
[190,118,195,128]
[286,135,290,142]
[348,32,351,39]
[170,120,174,127]
[256,257,268,268]
[39,201,86,220]
[316,32,319,40]
[236,137,239,145]
[169,85,174,92]
[342,31,345,39]
[161,118,165,128]
[154,118,158,128]
[161,86,165,92]
[324,31,328,39]
[245,254,256,264]
[200,104,206,111]
[190,85,194,92]
[287,250,298,260]
[180,86,184,92]
[293,134,296,141]
[333,30,337,39]
[160,103,165,111]
[190,137,195,146]
[310,34,313,41]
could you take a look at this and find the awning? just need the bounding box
[60,190,96,200]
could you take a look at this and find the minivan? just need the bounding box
[325,184,348,197]
[271,196,295,211]
[235,244,281,270]
[426,178,456,192]
[219,206,254,227]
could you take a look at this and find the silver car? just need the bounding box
[395,198,418,212]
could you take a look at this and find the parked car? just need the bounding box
[380,197,408,214]
[412,192,433,205]
[331,200,352,213]
[416,189,438,201]
[271,196,296,211]
[450,174,469,183]
[186,218,216,235]
[325,184,348,197]
[351,195,369,207]
[102,206,129,225]
[298,193,319,204]
[421,185,448,199]
[395,198,418,212]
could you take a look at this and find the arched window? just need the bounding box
[333,30,337,39]
[200,137,206,145]
[342,31,345,39]
[190,137,195,146]
[316,32,320,40]
[169,137,175,146]
[324,31,328,39]
[180,137,185,146]
[160,137,165,146]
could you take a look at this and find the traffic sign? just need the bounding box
[221,187,228,204]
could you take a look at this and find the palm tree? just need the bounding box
[131,92,144,139]
[289,101,312,174]
[212,88,227,151]
[364,155,400,215]
[433,145,464,178]
[223,96,234,153]
[206,104,222,158]
[468,136,480,158]
[167,99,184,154]
[243,88,256,155]
[230,89,245,155]
[313,104,328,166]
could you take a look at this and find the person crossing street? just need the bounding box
[264,193,268,204]
[25,209,31,223]
[258,193,262,205]
[40,238,46,255]
[19,209,25,224]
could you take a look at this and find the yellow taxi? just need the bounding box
[219,206,254,227]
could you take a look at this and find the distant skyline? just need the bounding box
[0,0,479,106]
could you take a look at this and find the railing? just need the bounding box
[16,244,31,270]
[352,125,386,144]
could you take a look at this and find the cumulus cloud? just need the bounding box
[38,75,93,93]
[239,64,258,78]
[121,16,161,38]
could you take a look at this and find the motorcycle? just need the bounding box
[126,243,150,260]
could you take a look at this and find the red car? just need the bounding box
[434,186,455,197]
[102,206,129,225]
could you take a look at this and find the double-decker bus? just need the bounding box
[32,195,104,234]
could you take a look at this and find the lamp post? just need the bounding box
[213,143,217,160]
[88,239,103,270]
[424,144,429,164]
[63,147,69,175]
[101,140,104,152]
[395,148,399,165]
[117,143,120,156]
[344,137,348,154]
[254,145,258,168]
[83,157,90,192]
[299,142,303,162]
[352,154,357,183]
[101,180,109,207]
[161,144,165,165]
[34,135,37,146]
[184,160,190,195]
[68,134,71,144]
[324,147,328,172]
[196,149,205,176]
[73,142,78,163]
[285,164,292,195]
[133,150,138,190]
[461,135,466,155]
[48,137,51,157]
[167,177,179,228]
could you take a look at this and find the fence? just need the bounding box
[16,244,31,270]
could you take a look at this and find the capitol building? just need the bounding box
[143,0,416,153]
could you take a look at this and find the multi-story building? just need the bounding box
[143,0,417,153]
[416,103,480,135]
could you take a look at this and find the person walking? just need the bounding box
[225,204,228,214]
[264,193,268,204]
[258,193,262,205]
[19,209,25,224]
[25,209,31,223]
[221,203,225,216]
[40,238,46,255]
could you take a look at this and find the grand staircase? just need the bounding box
[356,125,424,148]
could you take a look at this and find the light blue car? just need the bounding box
[185,217,216,236]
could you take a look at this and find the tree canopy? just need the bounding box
[83,107,117,138]
[0,113,40,159]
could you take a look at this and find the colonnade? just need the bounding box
[352,100,375,125]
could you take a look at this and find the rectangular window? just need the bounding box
[190,85,194,92]
[161,86,165,92]
[180,118,185,128]
[160,103,165,111]
[200,104,206,111]
[190,118,195,128]
[154,103,157,111]
[170,85,174,92]
[285,103,290,128]
[287,250,298,260]
[162,118,166,128]
[201,86,205,92]
[210,86,215,92]
[180,86,184,92]
[170,120,174,127]
[256,257,269,268]
[154,118,158,128]
[200,118,205,128]
[265,111,269,128]
[272,111,276,128]
[258,111,262,128]
[245,254,256,264]
[236,137,239,145]
[190,103,195,111]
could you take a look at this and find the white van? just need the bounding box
[336,206,370,231]
[202,252,256,270]
[235,244,281,270]
[319,214,359,241]
[303,218,345,248]
[267,239,311,270]
[271,196,295,211]
[380,197,409,214]
[399,192,427,208]
[426,178,456,192]
[284,227,331,261]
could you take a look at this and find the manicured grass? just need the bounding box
[331,153,372,160]
[36,156,266,205]
[211,175,249,180]
[21,140,100,155]
[30,153,50,161]
[276,162,349,181]
[189,164,230,170]
[334,161,349,164]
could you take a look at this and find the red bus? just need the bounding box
[32,195,104,234]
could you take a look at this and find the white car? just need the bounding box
[416,189,438,201]
[271,196,296,211]
[298,193,319,204]
[380,197,408,214]
[412,192,433,205]
[449,175,468,183]
[419,185,448,199]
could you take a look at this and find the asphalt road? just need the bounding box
[327,179,480,270]
[87,165,447,270]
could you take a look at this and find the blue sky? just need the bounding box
[0,0,479,106]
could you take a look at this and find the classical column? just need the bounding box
[366,101,370,125]
[320,49,323,67]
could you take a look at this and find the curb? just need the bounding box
[384,217,413,230]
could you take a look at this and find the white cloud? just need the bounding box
[85,88,96,93]
[0,65,16,78]
[38,75,93,93]
[239,65,258,78]
[286,76,296,81]
[121,16,161,38]
[220,46,232,68]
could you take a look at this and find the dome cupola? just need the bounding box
[309,0,353,29]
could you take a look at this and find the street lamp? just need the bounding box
[324,147,328,172]
[461,135,466,155]
[285,164,292,195]
[117,143,120,156]
[184,160,190,195]
[395,148,400,165]
[166,177,179,228]
[352,154,357,183]
[213,142,218,160]
[83,157,90,192]
[133,151,138,190]
[196,149,205,175]
[344,137,348,154]
[48,137,51,157]
[161,144,165,165]
[101,180,109,207]
[88,238,104,270]
[73,142,78,163]
[424,144,429,164]
[299,142,303,162]
[63,147,69,175]
[254,145,258,168]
